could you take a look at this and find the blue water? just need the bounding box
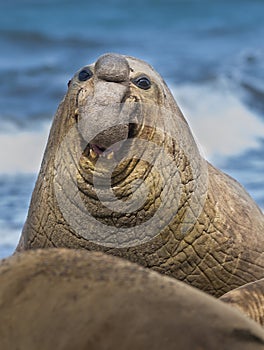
[0,0,263,257]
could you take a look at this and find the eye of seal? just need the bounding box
[78,67,93,82]
[132,76,151,90]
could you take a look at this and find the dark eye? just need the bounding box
[78,68,93,82]
[132,76,151,90]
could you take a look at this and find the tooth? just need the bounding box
[106,151,114,160]
[90,149,97,159]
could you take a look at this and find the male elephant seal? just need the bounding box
[1,249,264,350]
[17,53,264,297]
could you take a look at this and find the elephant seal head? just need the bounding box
[29,52,205,249]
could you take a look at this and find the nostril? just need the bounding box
[95,53,130,83]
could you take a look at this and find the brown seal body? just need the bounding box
[220,278,264,326]
[1,249,264,350]
[17,53,264,297]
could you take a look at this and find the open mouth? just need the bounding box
[88,142,122,160]
[83,123,138,161]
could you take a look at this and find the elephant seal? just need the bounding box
[1,249,264,350]
[220,278,264,326]
[17,53,264,297]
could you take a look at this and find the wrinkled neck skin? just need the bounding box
[17,54,264,297]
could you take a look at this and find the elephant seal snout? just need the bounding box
[95,53,130,82]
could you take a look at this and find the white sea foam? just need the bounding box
[0,123,50,174]
[0,227,21,246]
[0,226,21,258]
[172,80,264,163]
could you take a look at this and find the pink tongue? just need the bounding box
[90,142,123,156]
[90,144,105,155]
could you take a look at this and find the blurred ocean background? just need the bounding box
[0,0,263,258]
